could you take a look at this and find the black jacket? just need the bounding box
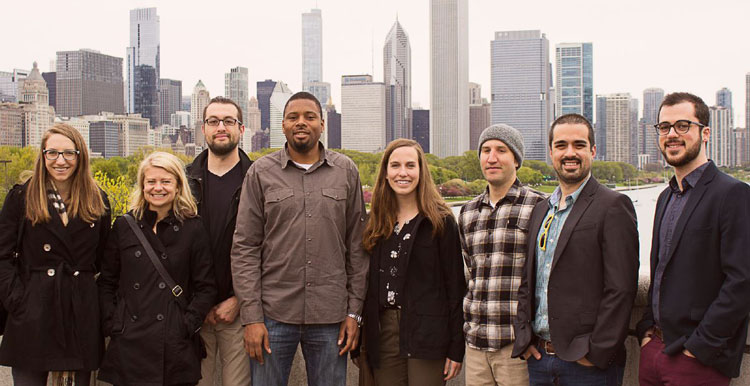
[361,214,466,368]
[636,162,750,378]
[186,148,252,303]
[97,210,216,386]
[0,183,111,371]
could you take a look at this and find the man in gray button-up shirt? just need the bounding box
[231,91,368,386]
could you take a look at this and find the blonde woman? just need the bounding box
[358,139,466,385]
[98,151,216,386]
[0,124,110,385]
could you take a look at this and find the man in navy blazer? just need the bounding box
[636,92,750,385]
[511,113,639,384]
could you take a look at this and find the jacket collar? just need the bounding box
[187,147,253,180]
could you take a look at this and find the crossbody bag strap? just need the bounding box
[123,214,189,309]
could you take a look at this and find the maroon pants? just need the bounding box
[639,335,730,386]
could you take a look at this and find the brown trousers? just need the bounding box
[371,309,446,386]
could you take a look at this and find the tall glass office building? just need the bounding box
[555,42,593,123]
[125,7,160,128]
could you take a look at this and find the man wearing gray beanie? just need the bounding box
[458,124,545,385]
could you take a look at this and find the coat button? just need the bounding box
[131,315,138,322]
[173,225,180,232]
[73,271,80,277]
[158,282,166,289]
[43,244,51,252]
[47,268,55,276]
[133,283,140,290]
[134,250,141,258]
[161,252,167,260]
[156,314,164,321]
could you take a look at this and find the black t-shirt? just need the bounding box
[204,161,244,250]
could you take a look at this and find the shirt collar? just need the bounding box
[669,160,709,194]
[549,174,591,209]
[479,179,522,208]
[280,142,328,170]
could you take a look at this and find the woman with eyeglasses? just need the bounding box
[0,124,111,385]
[357,139,466,385]
[97,151,216,386]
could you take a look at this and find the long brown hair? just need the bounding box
[25,123,106,225]
[363,139,452,251]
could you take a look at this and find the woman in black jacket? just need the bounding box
[360,139,466,385]
[0,124,110,385]
[98,151,216,386]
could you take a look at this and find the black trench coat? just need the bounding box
[0,183,111,371]
[97,210,216,386]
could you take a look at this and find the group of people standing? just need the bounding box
[0,90,748,386]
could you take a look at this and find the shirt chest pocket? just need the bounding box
[321,188,347,221]
[265,188,296,218]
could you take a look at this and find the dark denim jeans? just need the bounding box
[249,317,347,386]
[527,349,623,386]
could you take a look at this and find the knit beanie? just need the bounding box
[477,124,525,169]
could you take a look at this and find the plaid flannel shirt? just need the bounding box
[459,180,545,351]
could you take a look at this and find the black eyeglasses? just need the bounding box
[204,117,241,127]
[654,120,705,136]
[43,149,79,161]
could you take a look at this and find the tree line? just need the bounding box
[0,145,654,216]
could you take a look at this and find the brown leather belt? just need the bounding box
[537,337,556,355]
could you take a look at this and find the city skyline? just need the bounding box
[3,0,749,124]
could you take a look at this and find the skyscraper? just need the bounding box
[430,0,469,157]
[555,42,593,122]
[491,30,552,161]
[20,62,55,148]
[716,87,732,109]
[190,80,210,146]
[0,103,25,146]
[599,93,632,164]
[468,82,482,105]
[301,9,330,105]
[0,69,29,102]
[630,98,640,167]
[412,109,430,153]
[341,75,386,152]
[470,103,491,151]
[257,79,277,131]
[326,100,341,149]
[642,88,664,165]
[241,96,261,150]
[225,66,249,130]
[158,78,181,127]
[125,7,160,128]
[269,81,293,148]
[56,49,124,118]
[42,71,56,110]
[708,106,732,166]
[746,74,750,132]
[383,19,412,143]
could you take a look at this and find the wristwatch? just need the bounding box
[347,312,363,327]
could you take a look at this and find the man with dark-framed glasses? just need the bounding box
[636,92,750,385]
[511,113,639,385]
[187,96,253,386]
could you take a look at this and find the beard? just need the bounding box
[206,135,239,156]
[660,137,701,167]
[554,157,590,185]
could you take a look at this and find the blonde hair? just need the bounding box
[130,151,197,221]
[363,139,452,251]
[25,123,106,225]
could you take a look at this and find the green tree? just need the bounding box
[467,179,487,195]
[94,171,133,222]
[517,166,543,185]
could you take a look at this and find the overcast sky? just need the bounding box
[3,0,749,123]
